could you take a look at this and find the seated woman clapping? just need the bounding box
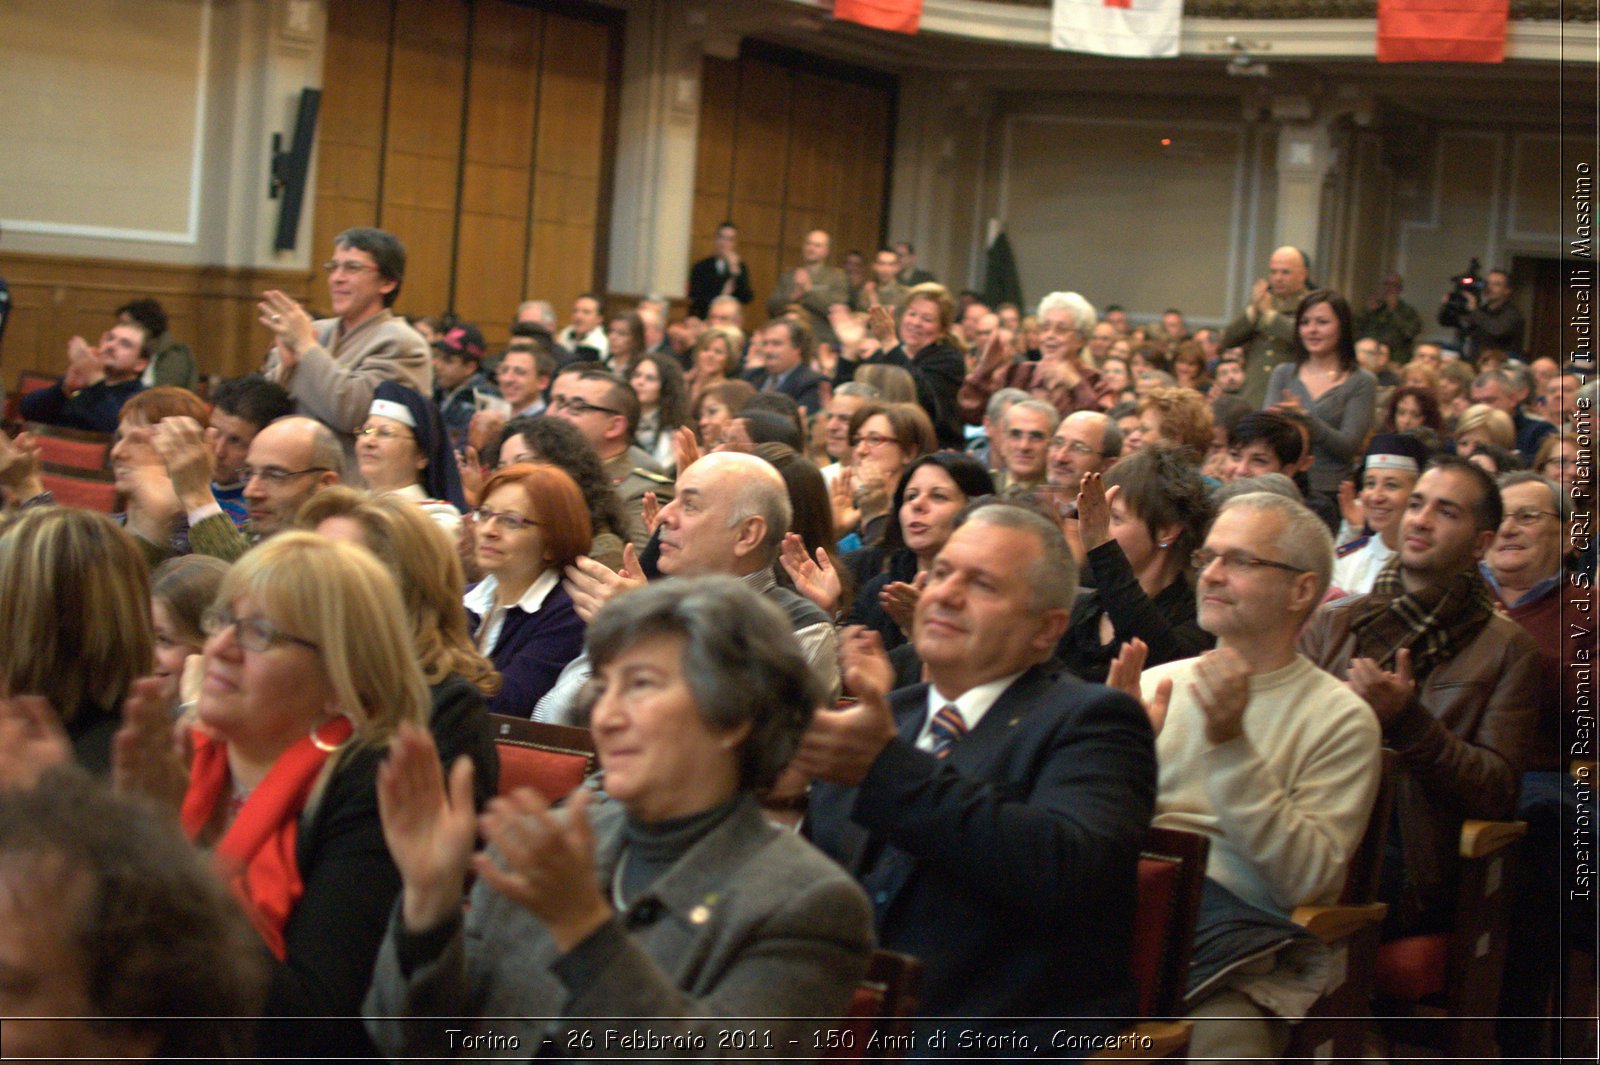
[0,508,154,774]
[177,533,430,1057]
[364,576,875,1059]
[1060,445,1215,683]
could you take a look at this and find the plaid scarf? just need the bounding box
[1346,558,1495,682]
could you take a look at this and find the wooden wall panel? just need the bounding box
[0,252,312,383]
[526,14,612,323]
[313,0,616,333]
[379,0,468,318]
[455,0,543,344]
[311,0,392,269]
[727,59,793,313]
[689,56,741,261]
[693,49,894,330]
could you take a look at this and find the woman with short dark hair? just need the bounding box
[366,577,874,1058]
[837,452,993,650]
[1061,445,1215,683]
[494,416,631,569]
[466,463,592,716]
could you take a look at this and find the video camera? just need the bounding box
[1438,257,1485,330]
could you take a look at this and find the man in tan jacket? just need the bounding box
[258,227,432,469]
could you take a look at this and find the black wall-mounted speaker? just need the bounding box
[271,88,322,252]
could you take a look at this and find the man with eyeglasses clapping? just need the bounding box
[1110,491,1381,1061]
[133,414,344,564]
[257,227,432,467]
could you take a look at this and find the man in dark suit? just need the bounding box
[894,240,936,286]
[742,319,825,415]
[687,222,753,320]
[798,503,1156,1053]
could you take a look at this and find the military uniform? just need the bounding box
[603,445,675,549]
[1220,291,1306,410]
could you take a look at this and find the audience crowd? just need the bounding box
[0,223,1592,1062]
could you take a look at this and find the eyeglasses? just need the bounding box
[323,260,378,277]
[240,465,330,485]
[201,608,319,652]
[1054,440,1096,456]
[1006,430,1050,444]
[1504,508,1559,527]
[473,506,542,532]
[851,432,898,449]
[551,396,621,417]
[1191,548,1308,575]
[356,425,414,440]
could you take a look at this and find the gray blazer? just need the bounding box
[364,793,874,1059]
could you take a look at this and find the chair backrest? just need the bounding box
[830,949,922,1062]
[489,714,595,804]
[39,462,118,513]
[1128,825,1209,1018]
[1340,749,1397,905]
[17,371,57,396]
[27,422,113,471]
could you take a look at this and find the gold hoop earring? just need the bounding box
[309,713,357,753]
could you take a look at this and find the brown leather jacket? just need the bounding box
[1298,597,1539,934]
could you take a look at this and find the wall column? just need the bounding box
[606,0,710,300]
[1273,120,1334,270]
[887,74,993,293]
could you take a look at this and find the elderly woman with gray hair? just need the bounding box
[958,290,1111,426]
[365,576,874,1058]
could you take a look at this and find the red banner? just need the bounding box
[1377,0,1508,63]
[834,0,922,35]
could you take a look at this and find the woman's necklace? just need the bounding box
[226,776,254,823]
[610,847,631,911]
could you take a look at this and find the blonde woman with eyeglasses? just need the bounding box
[123,532,429,1059]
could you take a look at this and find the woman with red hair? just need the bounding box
[465,463,592,716]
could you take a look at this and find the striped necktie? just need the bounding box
[928,703,967,758]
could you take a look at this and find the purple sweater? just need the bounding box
[466,583,586,718]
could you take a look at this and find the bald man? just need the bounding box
[130,414,343,566]
[766,229,849,346]
[656,452,839,697]
[1221,246,1311,408]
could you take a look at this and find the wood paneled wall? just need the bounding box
[0,252,312,385]
[691,48,895,330]
[314,0,620,346]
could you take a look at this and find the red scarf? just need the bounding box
[179,717,353,960]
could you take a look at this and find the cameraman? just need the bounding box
[1443,267,1524,361]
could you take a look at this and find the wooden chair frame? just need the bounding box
[1281,751,1396,1063]
[488,715,596,803]
[1374,818,1528,1059]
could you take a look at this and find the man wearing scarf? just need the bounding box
[1299,457,1539,938]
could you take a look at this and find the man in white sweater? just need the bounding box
[1118,492,1381,1062]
